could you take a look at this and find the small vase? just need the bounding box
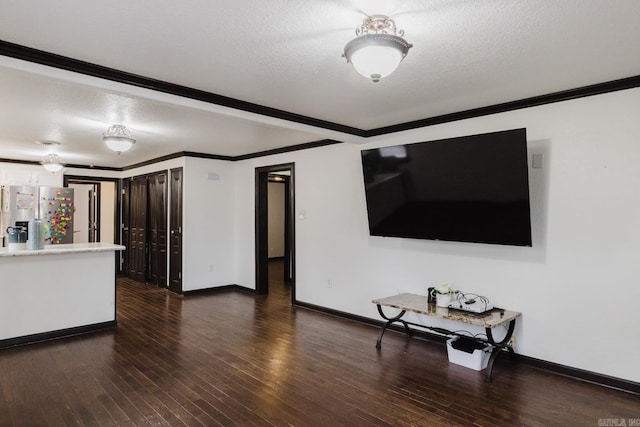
[436,293,452,308]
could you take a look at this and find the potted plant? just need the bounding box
[431,284,457,307]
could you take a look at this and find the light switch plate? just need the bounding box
[532,153,544,169]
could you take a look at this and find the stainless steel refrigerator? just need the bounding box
[1,185,75,245]
[38,187,75,244]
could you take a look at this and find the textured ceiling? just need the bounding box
[1,0,640,168]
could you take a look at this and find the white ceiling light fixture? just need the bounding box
[343,15,413,83]
[41,153,65,173]
[103,124,136,153]
[36,140,65,173]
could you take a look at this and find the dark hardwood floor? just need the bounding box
[1,260,638,426]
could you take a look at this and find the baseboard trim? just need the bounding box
[0,321,117,350]
[517,354,640,395]
[292,299,640,395]
[293,300,448,344]
[183,284,255,296]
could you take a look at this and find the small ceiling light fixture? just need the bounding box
[103,124,136,153]
[343,15,412,82]
[41,153,65,173]
[36,140,65,173]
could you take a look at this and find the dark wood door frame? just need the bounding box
[255,163,295,300]
[281,176,292,283]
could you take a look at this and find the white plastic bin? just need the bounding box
[446,336,492,371]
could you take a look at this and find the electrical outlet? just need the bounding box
[327,279,332,288]
[509,335,517,349]
[208,263,214,272]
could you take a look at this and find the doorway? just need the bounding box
[64,176,120,270]
[69,182,98,243]
[255,163,295,300]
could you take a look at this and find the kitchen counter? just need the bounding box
[0,242,125,257]
[0,242,125,348]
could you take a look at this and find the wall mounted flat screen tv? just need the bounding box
[360,128,532,246]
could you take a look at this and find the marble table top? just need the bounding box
[372,292,521,328]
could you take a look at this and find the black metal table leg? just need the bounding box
[375,304,409,349]
[484,319,516,382]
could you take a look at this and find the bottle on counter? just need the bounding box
[27,218,45,250]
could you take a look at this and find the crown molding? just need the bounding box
[3,40,640,169]
[0,39,366,137]
[1,140,343,171]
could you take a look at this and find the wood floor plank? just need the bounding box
[1,260,638,426]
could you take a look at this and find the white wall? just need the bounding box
[182,157,236,291]
[0,163,63,187]
[100,182,115,244]
[4,87,640,383]
[233,87,640,383]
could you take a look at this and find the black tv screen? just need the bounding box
[360,128,532,246]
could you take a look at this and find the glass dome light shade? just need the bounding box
[41,153,65,173]
[103,124,136,153]
[344,34,411,82]
[103,136,135,153]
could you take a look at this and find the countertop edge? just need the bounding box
[0,243,126,257]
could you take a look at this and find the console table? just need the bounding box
[372,293,521,382]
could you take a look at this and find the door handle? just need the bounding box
[171,230,174,234]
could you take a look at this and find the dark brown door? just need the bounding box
[121,178,130,275]
[148,172,168,287]
[169,168,183,293]
[128,175,147,283]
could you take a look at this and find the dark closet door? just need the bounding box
[128,175,147,283]
[169,168,183,293]
[148,172,168,287]
[121,179,130,275]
